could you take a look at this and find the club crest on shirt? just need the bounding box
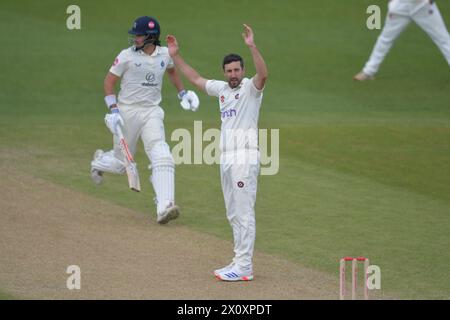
[161,61,165,68]
[220,95,225,103]
[235,93,240,99]
[237,181,244,188]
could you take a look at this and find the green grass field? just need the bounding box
[1,0,449,299]
[0,290,15,300]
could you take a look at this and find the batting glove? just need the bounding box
[178,90,200,112]
[104,108,124,136]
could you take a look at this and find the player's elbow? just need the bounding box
[257,72,268,86]
[260,67,268,80]
[192,76,203,87]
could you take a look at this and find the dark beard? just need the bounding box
[228,78,241,88]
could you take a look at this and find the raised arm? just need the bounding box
[166,35,208,93]
[242,24,268,90]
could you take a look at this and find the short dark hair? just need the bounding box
[222,54,244,70]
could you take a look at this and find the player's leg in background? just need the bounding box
[230,163,259,270]
[214,163,236,275]
[141,106,178,223]
[90,104,141,183]
[217,154,259,280]
[358,12,412,79]
[413,1,450,66]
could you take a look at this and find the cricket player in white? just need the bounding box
[90,16,200,224]
[354,0,450,80]
[166,24,268,281]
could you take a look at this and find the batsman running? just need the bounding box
[90,16,200,224]
[354,0,450,81]
[167,24,268,281]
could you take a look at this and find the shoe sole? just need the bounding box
[90,169,103,185]
[215,274,253,281]
[91,150,104,185]
[157,206,180,224]
[353,75,375,81]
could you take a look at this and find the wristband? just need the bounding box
[104,95,117,108]
[177,90,187,100]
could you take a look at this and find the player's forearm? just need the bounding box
[172,54,204,89]
[104,73,119,96]
[104,73,120,109]
[167,68,185,92]
[249,45,268,79]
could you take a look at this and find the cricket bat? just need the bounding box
[116,125,141,192]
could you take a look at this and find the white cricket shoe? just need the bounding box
[215,265,253,282]
[90,149,104,185]
[157,204,180,224]
[353,71,374,81]
[214,262,235,277]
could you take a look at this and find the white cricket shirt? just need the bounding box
[109,46,174,106]
[206,77,264,153]
[388,0,429,16]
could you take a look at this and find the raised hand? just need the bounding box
[166,34,179,57]
[242,24,255,47]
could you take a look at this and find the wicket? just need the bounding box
[339,257,369,300]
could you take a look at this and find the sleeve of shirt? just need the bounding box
[205,80,223,97]
[247,76,264,98]
[167,56,175,69]
[109,50,128,77]
[160,47,175,69]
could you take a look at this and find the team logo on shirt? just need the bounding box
[220,95,225,103]
[235,94,240,99]
[145,72,155,82]
[142,72,157,87]
[221,108,237,119]
[113,58,119,66]
[237,181,244,188]
[161,61,165,68]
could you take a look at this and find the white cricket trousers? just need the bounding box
[363,1,450,76]
[92,104,175,214]
[220,150,260,270]
[112,104,166,161]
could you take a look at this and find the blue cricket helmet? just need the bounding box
[128,16,161,49]
[128,16,161,35]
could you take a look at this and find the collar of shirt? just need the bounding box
[137,45,160,57]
